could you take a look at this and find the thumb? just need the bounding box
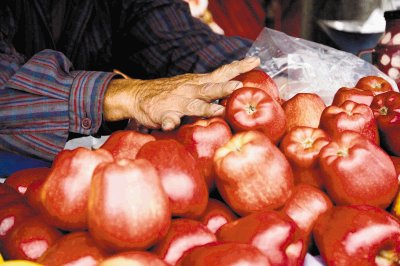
[161,112,182,131]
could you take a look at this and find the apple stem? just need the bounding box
[374,82,382,89]
[337,148,348,157]
[302,138,314,149]
[375,249,400,266]
[379,106,389,116]
[245,104,256,115]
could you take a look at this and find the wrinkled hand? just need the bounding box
[104,57,260,130]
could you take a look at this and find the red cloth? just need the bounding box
[208,0,267,40]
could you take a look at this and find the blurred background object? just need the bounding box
[184,0,225,34]
[208,0,268,40]
[202,1,399,54]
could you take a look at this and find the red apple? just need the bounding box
[356,75,393,95]
[25,178,45,211]
[176,242,271,266]
[282,184,333,237]
[0,185,24,208]
[225,87,286,143]
[313,205,400,266]
[88,159,171,251]
[232,69,280,102]
[152,218,217,266]
[390,156,400,179]
[5,168,50,195]
[0,202,36,246]
[150,129,179,140]
[3,216,62,261]
[370,91,400,156]
[319,100,380,145]
[40,148,113,230]
[100,130,155,160]
[38,231,108,266]
[216,210,306,266]
[0,183,19,195]
[282,93,326,132]
[319,131,398,208]
[199,198,237,234]
[136,139,208,218]
[280,126,330,188]
[332,87,374,106]
[214,131,294,215]
[99,251,167,266]
[176,117,232,190]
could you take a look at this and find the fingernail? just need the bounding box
[234,81,242,88]
[212,105,224,115]
[162,120,174,131]
[230,81,243,92]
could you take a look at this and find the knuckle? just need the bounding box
[199,83,213,97]
[186,99,205,114]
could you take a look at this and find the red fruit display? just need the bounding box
[199,198,237,234]
[3,216,62,261]
[390,156,400,219]
[0,186,24,208]
[99,251,167,266]
[313,205,400,266]
[282,184,333,236]
[216,210,306,266]
[232,69,280,102]
[390,156,400,178]
[0,183,19,195]
[280,126,330,188]
[150,128,179,140]
[152,218,217,266]
[88,159,170,251]
[40,148,113,230]
[214,131,294,215]
[355,75,393,95]
[38,231,108,266]
[5,168,50,195]
[319,131,398,208]
[100,130,155,160]
[282,93,326,131]
[370,91,400,156]
[319,100,379,145]
[177,117,232,189]
[225,87,286,143]
[25,179,45,211]
[136,139,208,218]
[331,87,374,106]
[0,202,35,245]
[176,242,271,266]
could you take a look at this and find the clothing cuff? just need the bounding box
[69,71,116,135]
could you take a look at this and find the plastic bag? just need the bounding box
[247,28,398,105]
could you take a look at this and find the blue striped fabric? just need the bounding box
[0,50,115,161]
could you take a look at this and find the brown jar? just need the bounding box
[372,10,400,87]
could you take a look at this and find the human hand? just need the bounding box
[104,57,260,130]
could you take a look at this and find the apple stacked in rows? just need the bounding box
[1,70,400,266]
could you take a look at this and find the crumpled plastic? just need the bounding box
[247,28,398,105]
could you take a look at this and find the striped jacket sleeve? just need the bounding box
[0,49,116,161]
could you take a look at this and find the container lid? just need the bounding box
[384,10,400,20]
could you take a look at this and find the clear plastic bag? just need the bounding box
[247,28,398,105]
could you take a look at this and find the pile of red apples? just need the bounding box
[1,70,400,266]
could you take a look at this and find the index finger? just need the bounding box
[199,57,260,83]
